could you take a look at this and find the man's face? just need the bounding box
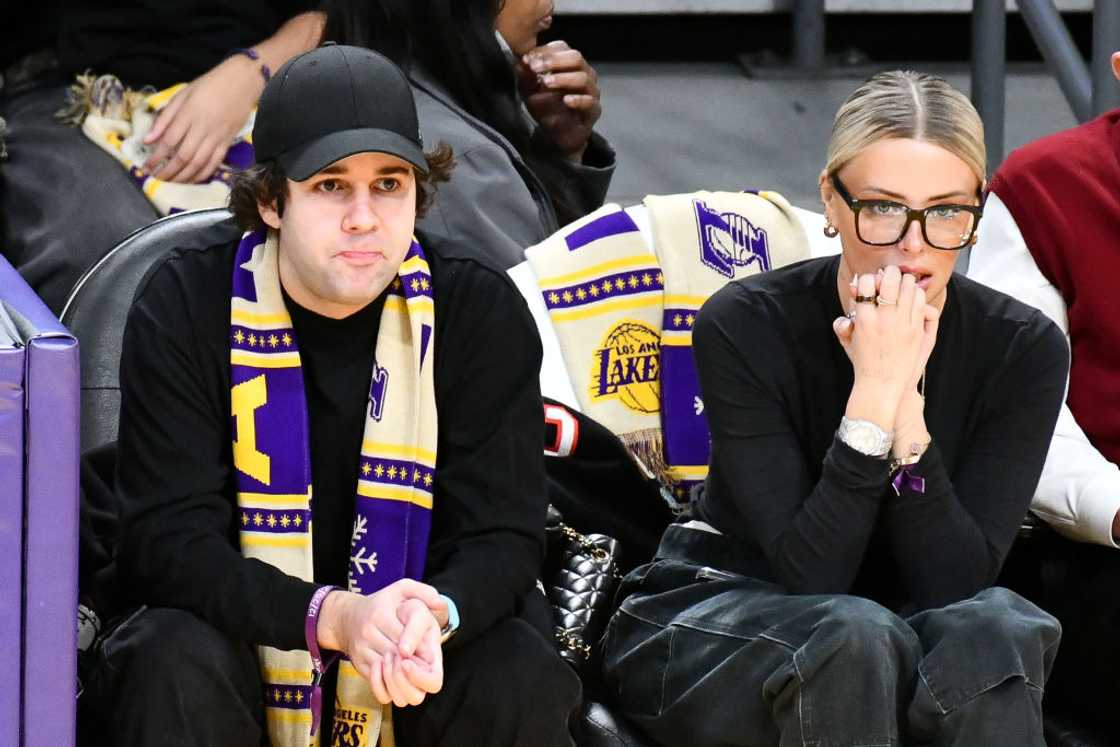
[1113,51,1119,81]
[259,151,417,319]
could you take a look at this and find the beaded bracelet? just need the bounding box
[229,47,271,83]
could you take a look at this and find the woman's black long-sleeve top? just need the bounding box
[692,256,1069,614]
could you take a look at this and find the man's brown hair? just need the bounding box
[228,143,455,232]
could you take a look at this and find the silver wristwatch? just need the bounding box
[837,416,893,457]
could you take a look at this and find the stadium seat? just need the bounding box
[60,208,242,453]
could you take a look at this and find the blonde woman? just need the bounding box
[601,71,1068,746]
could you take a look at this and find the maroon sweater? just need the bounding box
[989,110,1120,464]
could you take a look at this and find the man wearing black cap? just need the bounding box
[95,44,579,746]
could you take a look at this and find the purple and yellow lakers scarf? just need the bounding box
[526,191,809,511]
[231,229,437,746]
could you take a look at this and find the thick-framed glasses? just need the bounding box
[830,174,983,251]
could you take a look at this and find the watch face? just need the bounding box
[848,424,878,452]
[841,418,890,456]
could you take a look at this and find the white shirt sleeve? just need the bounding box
[969,193,1120,547]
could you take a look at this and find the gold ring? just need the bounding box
[875,295,898,306]
[854,294,877,304]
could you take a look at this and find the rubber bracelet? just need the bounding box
[230,47,271,82]
[305,585,341,736]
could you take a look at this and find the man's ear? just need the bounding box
[258,200,282,230]
[1112,51,1120,82]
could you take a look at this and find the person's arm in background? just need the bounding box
[969,191,1120,547]
[143,10,325,183]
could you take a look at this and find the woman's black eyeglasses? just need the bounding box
[830,174,983,251]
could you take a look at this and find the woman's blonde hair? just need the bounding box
[826,70,986,185]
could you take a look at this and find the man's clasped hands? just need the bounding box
[317,579,450,707]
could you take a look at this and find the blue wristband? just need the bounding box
[438,594,459,644]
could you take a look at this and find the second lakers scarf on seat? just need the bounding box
[526,191,809,511]
[230,229,438,747]
[66,74,255,215]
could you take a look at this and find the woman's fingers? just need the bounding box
[143,86,188,146]
[854,271,878,324]
[910,284,927,328]
[833,316,854,349]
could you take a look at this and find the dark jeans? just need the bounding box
[81,599,581,746]
[999,527,1120,732]
[601,525,1061,747]
[0,78,158,314]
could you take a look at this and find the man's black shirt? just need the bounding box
[282,287,385,591]
[115,229,547,651]
[692,255,1069,614]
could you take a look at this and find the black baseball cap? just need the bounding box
[253,43,427,181]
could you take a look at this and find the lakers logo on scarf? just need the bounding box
[231,229,437,746]
[527,191,809,511]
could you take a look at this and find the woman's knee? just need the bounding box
[933,587,1061,655]
[805,596,922,673]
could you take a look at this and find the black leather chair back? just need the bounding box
[60,208,241,453]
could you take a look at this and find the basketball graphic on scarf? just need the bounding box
[590,320,661,414]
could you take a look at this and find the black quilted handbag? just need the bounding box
[545,506,624,684]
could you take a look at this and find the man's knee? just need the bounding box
[103,607,260,699]
[88,608,263,745]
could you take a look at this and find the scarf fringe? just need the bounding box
[619,428,670,485]
[55,71,152,126]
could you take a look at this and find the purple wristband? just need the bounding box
[305,585,341,736]
[230,47,271,82]
[891,466,926,496]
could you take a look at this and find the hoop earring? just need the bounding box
[823,222,839,238]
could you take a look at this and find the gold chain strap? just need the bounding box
[555,629,593,659]
[557,522,611,562]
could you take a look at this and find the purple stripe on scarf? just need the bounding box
[543,268,662,310]
[231,364,312,495]
[398,270,434,299]
[662,308,699,331]
[565,211,640,252]
[420,323,432,369]
[358,458,435,494]
[232,230,266,303]
[348,494,435,596]
[231,326,296,353]
[349,499,405,595]
[262,684,313,710]
[238,508,312,533]
[659,344,711,469]
[225,140,256,171]
[127,165,147,191]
